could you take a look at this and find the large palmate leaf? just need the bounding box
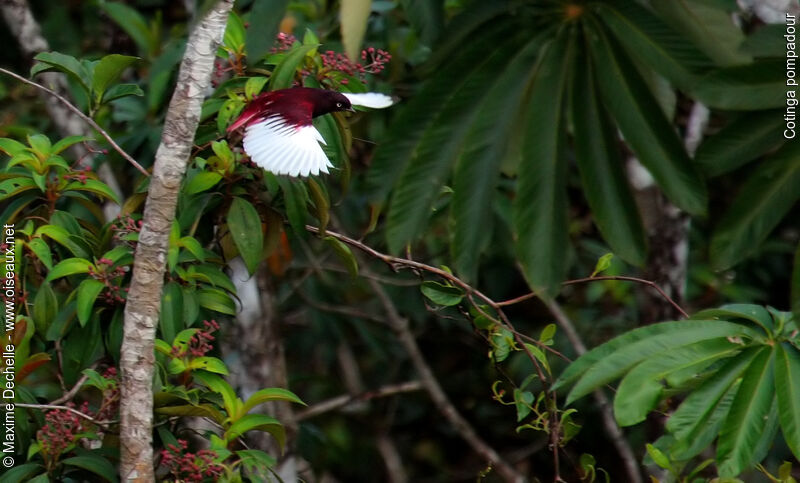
[710,141,800,269]
[557,306,800,472]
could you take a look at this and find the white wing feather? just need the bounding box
[243,117,333,177]
[342,92,394,109]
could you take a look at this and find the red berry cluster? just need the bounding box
[111,214,142,246]
[87,258,129,304]
[95,367,120,422]
[270,32,298,53]
[171,320,220,358]
[320,47,391,82]
[37,402,91,469]
[159,439,224,482]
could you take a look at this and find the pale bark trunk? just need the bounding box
[119,2,233,481]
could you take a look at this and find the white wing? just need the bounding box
[242,117,333,177]
[342,92,394,109]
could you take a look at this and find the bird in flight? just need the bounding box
[227,87,393,177]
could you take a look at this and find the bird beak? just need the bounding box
[347,106,356,113]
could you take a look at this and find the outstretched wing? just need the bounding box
[243,116,333,177]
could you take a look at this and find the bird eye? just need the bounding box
[336,102,342,108]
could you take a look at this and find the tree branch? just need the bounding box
[0,66,149,177]
[16,403,115,429]
[295,381,424,421]
[119,2,233,481]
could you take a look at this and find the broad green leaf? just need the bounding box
[192,371,241,417]
[554,320,757,403]
[33,283,58,334]
[691,60,785,110]
[92,54,139,103]
[613,338,740,426]
[367,23,512,203]
[64,179,122,204]
[35,224,83,256]
[276,177,308,237]
[340,0,371,61]
[691,304,774,335]
[670,381,738,461]
[400,0,443,45]
[0,464,45,483]
[717,347,775,477]
[420,281,464,307]
[709,141,800,269]
[189,356,229,375]
[650,0,751,67]
[31,52,91,93]
[102,84,144,103]
[186,172,223,194]
[570,45,646,266]
[695,111,785,177]
[245,0,290,65]
[197,288,236,315]
[245,77,268,100]
[239,388,305,418]
[646,443,671,471]
[160,282,184,344]
[269,44,318,90]
[52,135,89,155]
[588,21,707,215]
[62,455,118,482]
[223,11,246,54]
[0,138,27,155]
[307,174,330,233]
[513,33,572,295]
[225,414,285,448]
[775,343,800,459]
[76,279,105,327]
[228,197,264,275]
[156,404,225,423]
[0,177,38,202]
[45,257,92,282]
[598,0,712,89]
[236,449,276,474]
[323,236,358,278]
[179,236,205,262]
[190,265,237,293]
[26,238,52,270]
[451,34,544,282]
[27,134,52,158]
[101,2,155,56]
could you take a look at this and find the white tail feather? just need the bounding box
[342,92,394,109]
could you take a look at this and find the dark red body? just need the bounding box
[227,87,352,132]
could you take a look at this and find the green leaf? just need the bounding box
[62,454,118,482]
[340,0,372,61]
[35,224,84,256]
[613,338,741,426]
[188,356,229,375]
[588,21,707,215]
[239,388,305,418]
[186,171,223,195]
[102,84,144,103]
[0,177,38,202]
[223,11,246,54]
[366,23,512,203]
[269,43,318,90]
[451,35,544,282]
[323,236,358,278]
[101,2,155,56]
[179,236,205,262]
[0,138,28,155]
[192,372,241,418]
[695,111,785,177]
[0,464,45,483]
[155,404,226,423]
[691,304,774,335]
[190,265,237,294]
[513,33,572,295]
[399,0,443,45]
[197,288,236,315]
[32,51,91,94]
[276,177,308,237]
[514,389,534,422]
[33,283,58,334]
[245,76,268,100]
[51,135,89,155]
[554,320,757,403]
[307,177,330,233]
[76,279,105,327]
[26,238,52,270]
[691,60,785,110]
[709,141,800,269]
[27,134,52,158]
[591,253,615,278]
[598,0,712,89]
[420,281,464,307]
[386,32,523,254]
[225,414,285,448]
[160,282,184,344]
[45,257,92,282]
[64,179,122,204]
[92,54,139,103]
[717,347,776,477]
[228,197,264,275]
[646,443,672,471]
[245,0,290,64]
[775,343,800,460]
[570,46,646,266]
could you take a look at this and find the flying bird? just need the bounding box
[227,87,394,177]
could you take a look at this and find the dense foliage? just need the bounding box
[0,0,798,481]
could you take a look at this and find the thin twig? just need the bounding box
[295,381,424,421]
[0,66,149,176]
[542,299,643,483]
[49,370,92,405]
[16,403,115,429]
